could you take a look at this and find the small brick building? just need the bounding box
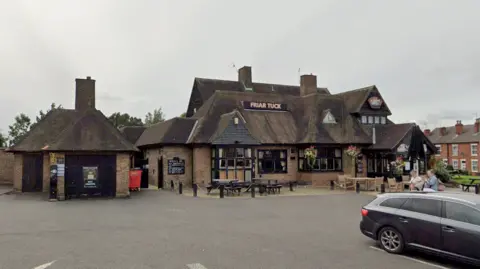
[129,66,436,189]
[0,148,14,185]
[6,77,138,199]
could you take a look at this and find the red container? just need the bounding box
[129,169,142,191]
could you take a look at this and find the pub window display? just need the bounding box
[258,150,287,173]
[217,148,252,169]
[298,147,342,172]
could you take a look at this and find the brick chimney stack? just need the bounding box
[440,127,447,136]
[423,129,431,136]
[455,120,463,135]
[475,118,480,133]
[300,74,317,96]
[75,76,95,110]
[238,66,252,88]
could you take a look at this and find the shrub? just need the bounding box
[446,165,454,171]
[459,169,470,176]
[434,160,451,183]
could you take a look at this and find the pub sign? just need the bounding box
[242,101,287,111]
[367,96,383,109]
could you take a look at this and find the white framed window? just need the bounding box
[460,159,467,170]
[472,159,478,172]
[361,115,367,124]
[435,145,441,155]
[471,143,478,156]
[380,116,386,124]
[368,116,373,124]
[452,159,459,169]
[452,144,458,156]
[442,159,448,166]
[374,116,380,124]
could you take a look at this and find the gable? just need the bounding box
[358,87,392,115]
[210,112,260,145]
[186,80,204,117]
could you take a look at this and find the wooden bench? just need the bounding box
[461,179,479,192]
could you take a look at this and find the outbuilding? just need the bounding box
[7,77,138,199]
[133,66,436,189]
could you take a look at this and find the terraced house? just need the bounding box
[425,119,480,175]
[129,66,436,188]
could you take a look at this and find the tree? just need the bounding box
[0,132,7,147]
[144,108,165,126]
[179,112,186,118]
[8,113,32,146]
[30,103,62,130]
[108,112,144,128]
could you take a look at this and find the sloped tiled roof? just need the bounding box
[428,124,480,144]
[119,126,146,144]
[366,123,415,150]
[9,109,138,152]
[136,118,197,147]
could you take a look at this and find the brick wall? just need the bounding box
[55,153,66,200]
[146,148,162,187]
[116,153,130,197]
[253,146,298,183]
[298,172,341,187]
[42,154,50,192]
[13,154,23,192]
[0,149,13,185]
[193,147,210,186]
[434,142,480,175]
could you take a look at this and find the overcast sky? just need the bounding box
[1,0,479,135]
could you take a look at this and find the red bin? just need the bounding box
[129,169,142,191]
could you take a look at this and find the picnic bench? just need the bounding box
[460,178,480,192]
[252,178,283,194]
[207,179,242,196]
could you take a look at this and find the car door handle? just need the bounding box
[399,217,408,223]
[442,226,455,232]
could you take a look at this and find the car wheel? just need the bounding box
[378,227,404,254]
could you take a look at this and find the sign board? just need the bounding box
[83,166,98,188]
[367,96,383,109]
[242,101,287,111]
[397,143,409,153]
[168,159,185,175]
[57,164,65,177]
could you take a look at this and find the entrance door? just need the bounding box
[158,158,163,189]
[22,153,43,192]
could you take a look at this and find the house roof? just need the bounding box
[366,123,415,150]
[8,109,138,152]
[334,85,392,115]
[428,124,480,144]
[136,117,197,147]
[119,126,146,144]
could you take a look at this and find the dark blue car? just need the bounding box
[360,192,480,266]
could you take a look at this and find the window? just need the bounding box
[380,198,408,209]
[471,143,478,156]
[380,116,386,124]
[298,147,342,172]
[217,147,252,169]
[322,111,336,124]
[461,159,467,170]
[258,150,287,173]
[452,159,459,169]
[368,116,373,124]
[452,144,458,156]
[472,160,478,172]
[435,145,441,155]
[445,202,480,226]
[374,116,380,124]
[400,198,441,217]
[361,115,367,124]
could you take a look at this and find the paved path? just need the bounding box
[0,191,474,268]
[0,185,12,195]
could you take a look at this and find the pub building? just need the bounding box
[131,66,436,188]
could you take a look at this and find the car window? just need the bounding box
[400,198,441,217]
[445,201,480,226]
[379,198,408,209]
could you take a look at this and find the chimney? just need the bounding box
[475,118,480,133]
[440,127,447,136]
[423,129,431,136]
[455,120,463,135]
[238,66,252,88]
[75,76,95,110]
[300,74,317,96]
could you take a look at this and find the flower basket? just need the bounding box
[391,156,405,177]
[304,146,316,168]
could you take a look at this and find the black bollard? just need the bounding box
[380,183,385,193]
[170,180,174,191]
[251,184,255,198]
[220,185,225,198]
[289,181,294,192]
[330,180,334,190]
[179,182,183,194]
[193,184,198,197]
[475,184,479,195]
[356,182,360,193]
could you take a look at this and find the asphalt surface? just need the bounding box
[0,190,474,269]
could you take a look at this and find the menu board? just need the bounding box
[168,159,185,175]
[83,166,98,188]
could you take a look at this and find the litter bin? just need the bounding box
[129,169,142,191]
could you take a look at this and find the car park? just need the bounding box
[360,192,480,266]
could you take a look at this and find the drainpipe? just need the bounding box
[372,124,376,145]
[191,144,194,187]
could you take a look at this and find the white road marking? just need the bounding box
[186,263,208,269]
[33,260,56,269]
[369,246,451,269]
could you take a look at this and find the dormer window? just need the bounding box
[361,115,367,124]
[360,115,387,125]
[322,111,336,124]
